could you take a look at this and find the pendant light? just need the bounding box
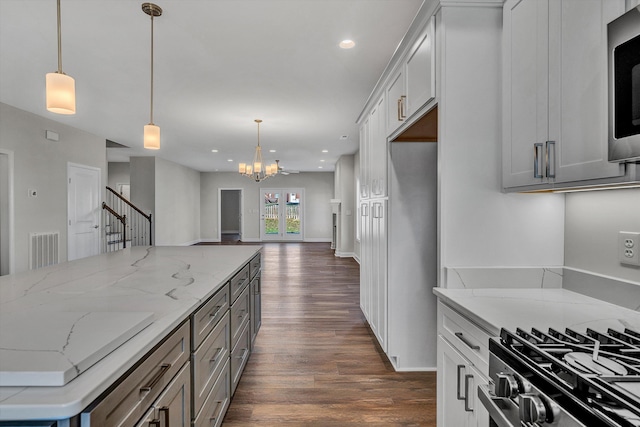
[239,120,278,182]
[45,0,76,115]
[142,3,162,150]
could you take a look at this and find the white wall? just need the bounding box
[0,102,107,273]
[334,155,356,256]
[436,6,565,285]
[107,162,130,190]
[565,188,640,283]
[200,172,334,242]
[155,157,201,246]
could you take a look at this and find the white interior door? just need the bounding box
[68,163,101,261]
[260,188,303,241]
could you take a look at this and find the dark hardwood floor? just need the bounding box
[204,242,436,426]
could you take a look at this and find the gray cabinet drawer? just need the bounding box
[230,264,250,303]
[192,312,230,417]
[230,321,251,396]
[136,362,191,427]
[249,253,261,279]
[230,286,251,349]
[81,321,191,427]
[191,284,230,351]
[193,360,230,427]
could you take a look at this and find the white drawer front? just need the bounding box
[438,300,491,374]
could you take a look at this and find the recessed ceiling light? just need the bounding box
[227,159,233,162]
[211,149,218,153]
[320,159,325,162]
[339,39,355,49]
[322,149,328,153]
[318,166,324,169]
[269,149,276,153]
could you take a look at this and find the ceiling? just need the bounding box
[0,0,423,173]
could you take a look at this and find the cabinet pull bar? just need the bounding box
[477,385,514,427]
[236,348,249,360]
[210,347,223,364]
[400,95,407,118]
[397,98,403,121]
[533,143,544,178]
[464,374,474,412]
[455,332,480,350]
[159,406,170,427]
[209,400,224,421]
[140,363,171,393]
[209,305,223,319]
[456,364,465,400]
[546,141,556,178]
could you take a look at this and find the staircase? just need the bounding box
[102,186,152,252]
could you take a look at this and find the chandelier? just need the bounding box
[238,119,278,182]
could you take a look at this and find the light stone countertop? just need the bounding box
[433,287,640,337]
[0,245,261,421]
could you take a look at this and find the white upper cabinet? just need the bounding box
[386,16,436,138]
[503,0,626,190]
[369,96,387,197]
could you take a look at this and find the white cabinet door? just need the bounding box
[503,0,625,190]
[386,68,406,136]
[405,17,435,119]
[502,0,550,188]
[371,200,388,351]
[548,0,625,183]
[359,119,370,199]
[369,96,387,197]
[359,201,371,319]
[437,336,475,427]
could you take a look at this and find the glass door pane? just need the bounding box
[263,192,280,237]
[285,192,301,236]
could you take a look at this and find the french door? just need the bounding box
[260,188,303,241]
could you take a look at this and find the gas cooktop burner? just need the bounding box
[490,326,640,427]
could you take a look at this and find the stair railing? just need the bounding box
[102,203,126,252]
[102,186,153,252]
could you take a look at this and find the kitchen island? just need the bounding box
[0,245,261,424]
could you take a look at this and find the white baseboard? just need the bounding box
[353,254,361,264]
[221,230,240,234]
[198,238,221,243]
[335,251,356,259]
[303,238,332,243]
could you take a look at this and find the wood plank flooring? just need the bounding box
[219,242,437,426]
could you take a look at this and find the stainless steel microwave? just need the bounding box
[608,6,640,162]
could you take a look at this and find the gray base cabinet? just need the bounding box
[79,252,262,427]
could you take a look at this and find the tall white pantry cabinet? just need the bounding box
[357,4,438,370]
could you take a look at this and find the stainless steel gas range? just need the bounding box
[478,327,640,427]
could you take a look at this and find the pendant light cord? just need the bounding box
[56,0,63,73]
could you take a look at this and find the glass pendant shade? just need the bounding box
[46,72,76,114]
[144,124,160,150]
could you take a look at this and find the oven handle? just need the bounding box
[477,384,518,427]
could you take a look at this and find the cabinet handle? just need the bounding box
[209,400,224,421]
[533,143,544,178]
[159,406,169,427]
[464,374,474,412]
[209,305,223,319]
[210,347,223,364]
[362,204,368,217]
[400,95,407,118]
[455,332,480,350]
[236,348,249,360]
[140,363,171,393]
[397,98,403,121]
[546,141,556,178]
[456,364,465,400]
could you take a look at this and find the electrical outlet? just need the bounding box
[619,232,640,266]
